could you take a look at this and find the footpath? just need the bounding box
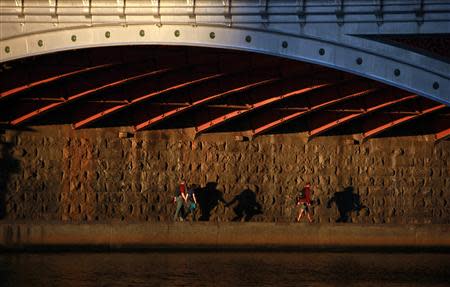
[1,222,450,251]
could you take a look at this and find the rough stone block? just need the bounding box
[2,127,449,224]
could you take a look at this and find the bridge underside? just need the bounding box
[0,45,449,142]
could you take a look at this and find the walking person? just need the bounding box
[186,184,198,221]
[296,182,313,223]
[173,181,187,222]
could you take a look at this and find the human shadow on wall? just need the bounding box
[226,189,262,222]
[326,186,369,223]
[196,182,226,221]
[0,132,21,219]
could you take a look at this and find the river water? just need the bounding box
[1,252,450,287]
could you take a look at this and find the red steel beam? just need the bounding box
[322,110,421,115]
[73,73,225,129]
[9,67,173,126]
[134,67,339,132]
[435,127,450,142]
[308,94,419,139]
[252,88,378,137]
[195,82,333,136]
[134,78,278,131]
[0,63,115,102]
[362,104,447,141]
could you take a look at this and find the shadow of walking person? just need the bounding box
[226,189,262,222]
[327,186,369,223]
[196,182,226,221]
[0,133,21,219]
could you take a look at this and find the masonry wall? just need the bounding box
[0,126,449,224]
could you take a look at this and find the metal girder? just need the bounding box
[0,63,114,102]
[308,94,419,139]
[435,127,450,142]
[1,1,449,111]
[72,73,225,129]
[362,104,447,142]
[1,1,449,137]
[1,1,449,35]
[195,82,333,136]
[134,77,278,131]
[9,67,173,126]
[252,87,379,137]
[1,24,448,108]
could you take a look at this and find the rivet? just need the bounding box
[105,31,111,38]
[356,57,363,65]
[139,30,145,37]
[71,35,77,42]
[433,82,439,90]
[38,40,43,47]
[282,41,288,48]
[394,69,400,77]
[245,35,252,43]
[4,46,10,53]
[209,32,215,39]
[174,30,180,37]
[319,48,325,55]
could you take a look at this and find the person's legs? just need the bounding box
[192,209,196,221]
[297,208,305,222]
[189,202,196,221]
[174,197,183,221]
[306,211,313,223]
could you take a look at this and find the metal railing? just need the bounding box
[1,0,449,25]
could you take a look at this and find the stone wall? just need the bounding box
[1,126,449,224]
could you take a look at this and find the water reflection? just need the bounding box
[1,252,450,287]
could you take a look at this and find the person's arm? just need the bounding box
[181,192,188,202]
[193,193,198,204]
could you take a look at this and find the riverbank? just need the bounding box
[1,222,450,251]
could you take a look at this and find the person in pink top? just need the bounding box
[296,182,313,223]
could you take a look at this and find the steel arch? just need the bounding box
[1,24,449,109]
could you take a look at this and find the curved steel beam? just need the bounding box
[0,63,115,102]
[435,127,450,143]
[362,104,447,142]
[308,94,419,139]
[252,87,379,137]
[0,25,448,107]
[9,67,173,126]
[72,73,225,129]
[195,82,333,136]
[134,77,278,132]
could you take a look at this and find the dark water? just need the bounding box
[1,252,450,287]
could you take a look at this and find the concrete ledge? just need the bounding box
[1,222,450,251]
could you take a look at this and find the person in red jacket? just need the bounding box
[296,182,313,223]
